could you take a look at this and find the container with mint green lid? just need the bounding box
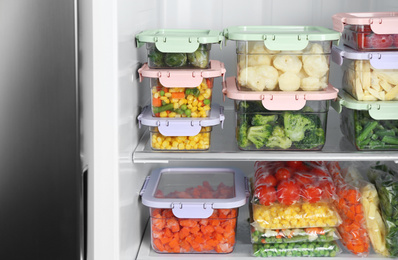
[136,29,223,69]
[332,90,398,150]
[223,26,340,92]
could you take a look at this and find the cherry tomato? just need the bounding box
[275,168,291,182]
[302,185,323,203]
[276,180,300,206]
[319,181,336,200]
[259,174,277,187]
[357,33,372,49]
[393,34,398,47]
[311,167,329,177]
[255,185,276,206]
[294,173,314,186]
[286,161,303,169]
[368,33,394,49]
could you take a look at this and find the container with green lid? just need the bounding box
[135,29,223,69]
[333,90,398,150]
[223,26,340,92]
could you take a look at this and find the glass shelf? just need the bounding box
[133,108,398,164]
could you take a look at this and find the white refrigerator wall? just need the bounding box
[81,1,398,260]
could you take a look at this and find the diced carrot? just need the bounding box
[152,216,166,230]
[168,238,179,248]
[180,219,197,228]
[152,208,162,216]
[206,78,213,89]
[210,219,220,226]
[171,92,185,99]
[166,218,180,233]
[162,209,174,218]
[180,240,191,252]
[159,235,172,244]
[190,226,200,234]
[194,235,205,244]
[164,228,172,238]
[153,238,165,251]
[355,204,363,214]
[152,97,162,107]
[164,244,172,253]
[214,226,224,233]
[179,227,190,240]
[215,233,223,241]
[171,245,181,253]
[201,225,214,234]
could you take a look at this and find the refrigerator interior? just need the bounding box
[80,1,398,259]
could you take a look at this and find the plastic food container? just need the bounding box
[140,167,248,254]
[332,91,398,150]
[333,12,398,51]
[138,60,226,118]
[135,29,223,69]
[223,26,340,92]
[331,45,398,101]
[137,104,224,151]
[223,77,338,151]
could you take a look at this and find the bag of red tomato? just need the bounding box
[252,161,337,206]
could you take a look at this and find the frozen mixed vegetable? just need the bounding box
[152,78,212,118]
[252,241,341,257]
[251,227,340,244]
[236,101,326,150]
[151,181,237,253]
[326,162,370,256]
[237,42,329,92]
[368,163,398,257]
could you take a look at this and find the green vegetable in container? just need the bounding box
[148,49,164,67]
[247,124,273,149]
[266,125,292,149]
[187,47,209,68]
[164,53,187,67]
[283,112,316,142]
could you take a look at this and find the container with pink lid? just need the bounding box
[223,77,338,151]
[333,12,398,51]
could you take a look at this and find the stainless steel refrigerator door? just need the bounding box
[0,0,82,259]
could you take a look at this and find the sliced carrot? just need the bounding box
[171,92,185,99]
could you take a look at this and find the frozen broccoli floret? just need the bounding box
[251,114,277,126]
[283,112,316,142]
[164,53,187,67]
[266,126,292,149]
[148,49,164,67]
[295,127,325,149]
[187,47,209,68]
[247,124,273,149]
[237,120,251,148]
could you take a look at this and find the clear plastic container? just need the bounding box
[331,45,398,101]
[333,12,398,51]
[135,29,223,69]
[335,91,398,151]
[138,60,225,118]
[140,167,248,254]
[235,99,329,151]
[223,26,340,92]
[137,104,225,151]
[150,126,212,151]
[252,241,342,257]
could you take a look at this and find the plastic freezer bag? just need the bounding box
[252,241,341,257]
[251,227,340,244]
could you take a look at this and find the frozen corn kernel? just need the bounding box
[159,111,168,118]
[151,127,211,151]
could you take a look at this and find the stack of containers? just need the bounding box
[135,30,226,151]
[250,161,342,257]
[331,12,398,150]
[222,26,340,151]
[140,167,249,253]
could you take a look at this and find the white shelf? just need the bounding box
[136,202,386,260]
[133,108,398,163]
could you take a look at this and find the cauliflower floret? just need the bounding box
[238,65,279,91]
[239,54,272,69]
[297,68,309,79]
[302,54,329,78]
[301,77,323,91]
[278,72,301,91]
[273,55,302,73]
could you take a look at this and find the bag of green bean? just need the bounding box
[252,241,341,257]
